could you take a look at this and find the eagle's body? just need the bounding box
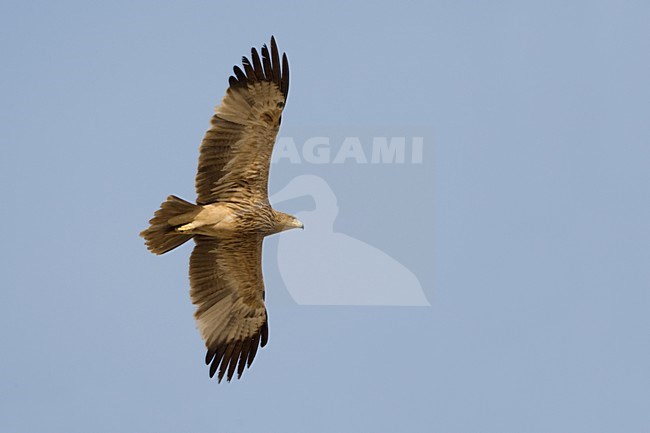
[173,201,289,238]
[140,37,302,382]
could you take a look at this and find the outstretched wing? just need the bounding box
[196,36,289,204]
[189,235,268,382]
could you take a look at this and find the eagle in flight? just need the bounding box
[140,37,302,382]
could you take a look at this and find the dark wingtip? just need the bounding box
[232,65,246,83]
[251,47,265,80]
[241,56,256,82]
[227,37,288,99]
[205,317,268,383]
[205,347,215,365]
[260,321,269,347]
[281,52,289,97]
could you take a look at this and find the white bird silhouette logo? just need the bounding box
[271,175,429,306]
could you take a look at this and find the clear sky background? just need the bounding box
[2,1,649,432]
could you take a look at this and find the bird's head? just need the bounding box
[274,211,304,233]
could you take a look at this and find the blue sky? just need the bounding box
[1,1,649,432]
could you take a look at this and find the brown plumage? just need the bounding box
[140,37,303,383]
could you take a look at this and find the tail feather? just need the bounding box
[140,195,198,255]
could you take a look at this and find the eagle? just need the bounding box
[140,37,303,382]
